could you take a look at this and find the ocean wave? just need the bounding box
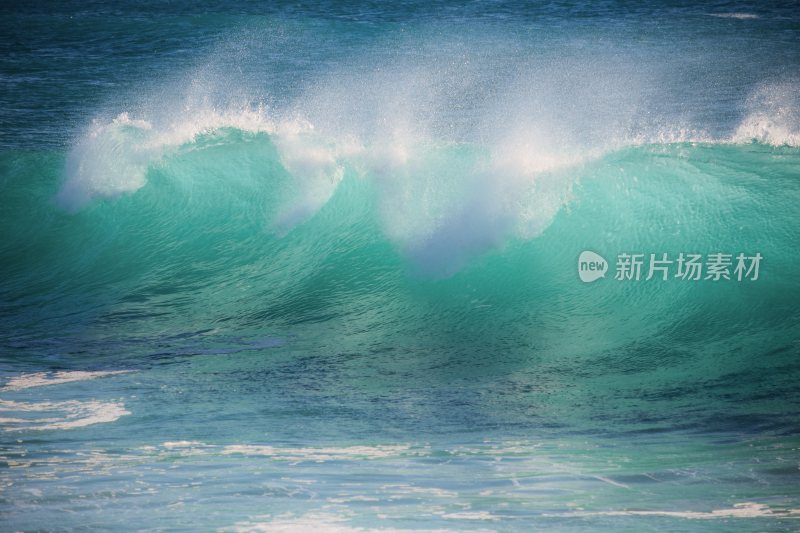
[49,39,800,280]
[50,90,800,283]
[56,71,800,218]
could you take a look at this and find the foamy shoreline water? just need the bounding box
[2,370,132,392]
[0,370,132,431]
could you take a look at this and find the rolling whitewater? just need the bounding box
[1,1,800,531]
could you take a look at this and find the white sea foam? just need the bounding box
[709,13,759,20]
[2,370,131,392]
[163,440,208,448]
[268,118,350,235]
[402,486,459,498]
[141,441,417,463]
[0,371,131,431]
[224,511,482,532]
[0,398,129,431]
[732,115,800,147]
[221,444,411,462]
[441,511,498,521]
[57,113,160,210]
[730,82,800,147]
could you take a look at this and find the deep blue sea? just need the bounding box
[1,1,800,531]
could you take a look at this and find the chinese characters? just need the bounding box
[613,252,761,281]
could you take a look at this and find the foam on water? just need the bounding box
[2,370,131,391]
[0,398,129,431]
[0,370,132,431]
[226,512,478,533]
[551,502,800,520]
[731,82,800,147]
[157,441,415,462]
[221,444,412,461]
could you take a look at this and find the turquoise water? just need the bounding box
[2,2,800,531]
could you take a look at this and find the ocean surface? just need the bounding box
[1,1,800,531]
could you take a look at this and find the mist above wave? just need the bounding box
[56,29,800,275]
